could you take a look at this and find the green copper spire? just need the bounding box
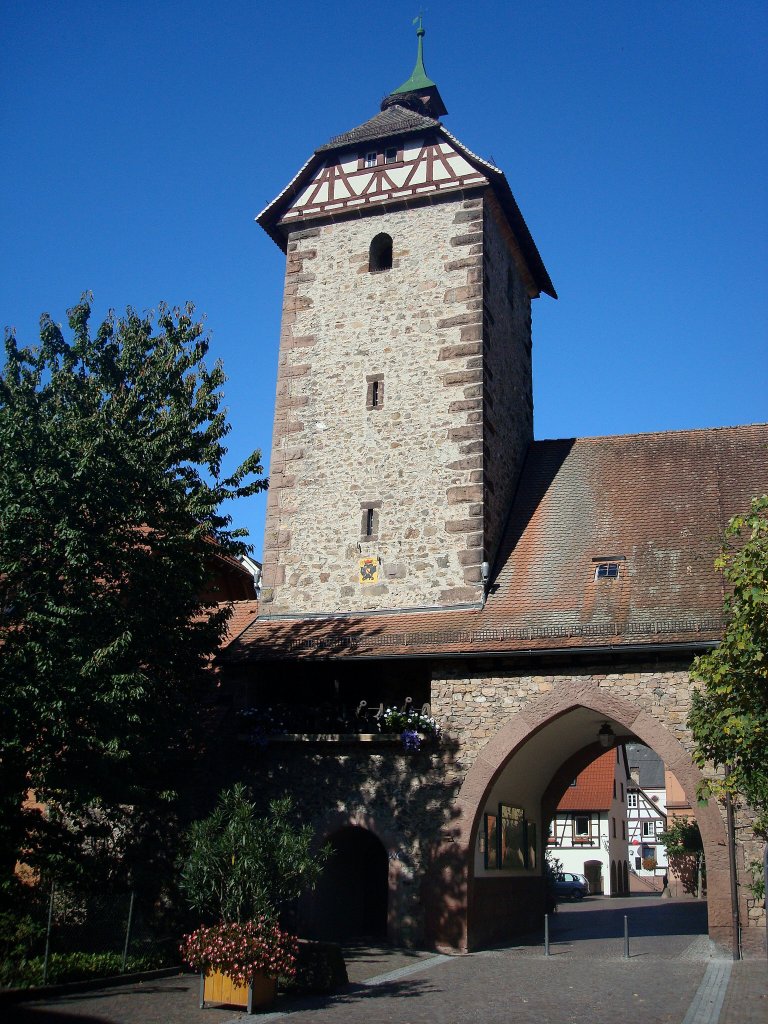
[391,16,437,95]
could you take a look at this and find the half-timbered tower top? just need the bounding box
[256,28,555,299]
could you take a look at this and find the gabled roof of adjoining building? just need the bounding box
[225,422,768,663]
[626,743,666,789]
[557,749,622,812]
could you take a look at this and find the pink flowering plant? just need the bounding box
[180,919,298,986]
[178,786,330,986]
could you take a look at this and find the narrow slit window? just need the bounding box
[366,374,384,410]
[369,233,393,273]
[360,505,379,539]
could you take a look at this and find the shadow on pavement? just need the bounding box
[4,1009,115,1023]
[552,898,708,940]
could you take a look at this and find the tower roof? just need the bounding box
[383,19,448,119]
[317,105,439,153]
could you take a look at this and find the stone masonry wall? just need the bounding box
[430,659,763,954]
[238,739,459,949]
[259,190,533,615]
[481,196,534,569]
[227,659,762,953]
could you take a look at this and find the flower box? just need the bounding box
[200,968,277,1013]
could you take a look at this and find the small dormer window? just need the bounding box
[365,151,377,168]
[595,562,620,580]
[384,147,398,164]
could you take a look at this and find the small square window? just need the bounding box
[595,562,620,580]
[384,147,398,164]
[365,151,377,168]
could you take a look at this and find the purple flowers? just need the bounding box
[401,728,421,752]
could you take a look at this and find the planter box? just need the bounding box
[200,970,276,1013]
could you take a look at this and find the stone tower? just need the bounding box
[257,25,555,617]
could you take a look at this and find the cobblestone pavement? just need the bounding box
[7,898,766,1024]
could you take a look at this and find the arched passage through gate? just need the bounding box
[430,680,731,954]
[301,825,389,942]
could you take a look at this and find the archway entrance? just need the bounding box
[432,682,732,955]
[304,826,389,941]
[584,860,603,895]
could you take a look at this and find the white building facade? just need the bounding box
[548,746,630,896]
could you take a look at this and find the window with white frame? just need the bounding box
[627,792,638,809]
[573,815,590,838]
[642,820,655,837]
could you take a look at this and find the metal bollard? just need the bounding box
[544,913,550,956]
[42,884,55,985]
[121,890,136,974]
[623,914,630,958]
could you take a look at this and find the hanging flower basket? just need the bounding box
[379,707,441,751]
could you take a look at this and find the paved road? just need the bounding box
[7,897,767,1024]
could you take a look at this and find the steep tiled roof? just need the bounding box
[557,749,617,811]
[221,599,260,647]
[626,744,666,789]
[317,106,440,151]
[227,423,768,662]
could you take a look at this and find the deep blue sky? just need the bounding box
[3,1,766,558]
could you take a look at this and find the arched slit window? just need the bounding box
[369,233,393,273]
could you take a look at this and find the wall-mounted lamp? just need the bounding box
[597,722,616,749]
[481,561,490,586]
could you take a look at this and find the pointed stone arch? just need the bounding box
[436,678,731,953]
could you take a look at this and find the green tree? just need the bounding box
[0,298,266,892]
[688,496,768,837]
[659,818,705,897]
[179,785,330,924]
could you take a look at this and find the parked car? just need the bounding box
[553,872,590,900]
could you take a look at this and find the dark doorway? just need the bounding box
[303,826,389,941]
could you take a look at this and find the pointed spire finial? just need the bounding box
[385,15,447,116]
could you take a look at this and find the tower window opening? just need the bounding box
[364,151,378,168]
[369,233,393,273]
[360,504,379,539]
[366,374,384,410]
[384,147,398,164]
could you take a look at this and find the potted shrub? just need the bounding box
[178,785,329,1013]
